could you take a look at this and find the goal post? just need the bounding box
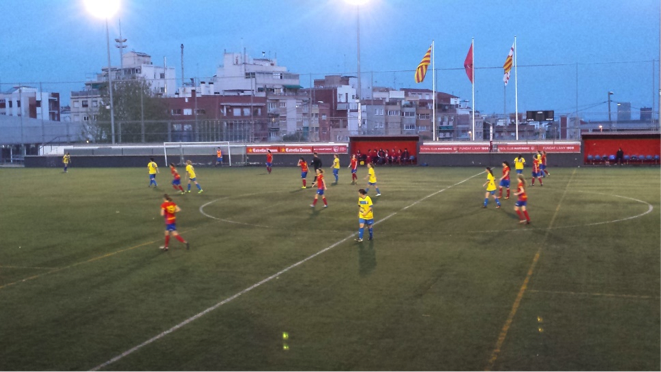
[163,141,243,167]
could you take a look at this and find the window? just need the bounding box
[233,108,241,116]
[258,87,265,92]
[196,109,206,115]
[9,101,12,108]
[321,114,327,120]
[82,100,88,108]
[375,108,384,115]
[387,110,400,116]
[171,109,182,115]
[255,108,262,116]
[273,72,282,79]
[243,108,250,116]
[418,113,430,120]
[245,72,256,79]
[404,124,416,130]
[83,116,89,121]
[183,108,192,115]
[17,100,21,108]
[279,102,286,108]
[403,111,415,117]
[268,102,277,110]
[160,73,165,79]
[419,126,428,131]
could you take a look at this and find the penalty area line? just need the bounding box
[90,171,484,371]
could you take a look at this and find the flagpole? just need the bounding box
[432,40,436,141]
[471,38,475,142]
[515,36,519,141]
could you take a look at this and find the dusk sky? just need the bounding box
[2,0,659,120]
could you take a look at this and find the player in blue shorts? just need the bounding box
[355,188,374,242]
[482,167,501,208]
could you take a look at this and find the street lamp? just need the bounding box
[85,0,120,144]
[345,0,368,132]
[599,125,603,132]
[468,130,472,140]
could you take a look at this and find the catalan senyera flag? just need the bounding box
[415,45,432,83]
[503,42,514,86]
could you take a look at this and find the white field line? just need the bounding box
[90,171,484,371]
[466,192,654,234]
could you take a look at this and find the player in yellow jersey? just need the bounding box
[482,167,501,208]
[62,152,71,173]
[513,154,526,174]
[148,157,159,187]
[364,163,381,196]
[331,154,340,184]
[185,160,203,194]
[355,189,374,242]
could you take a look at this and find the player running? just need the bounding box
[482,167,501,209]
[355,188,374,242]
[364,163,381,196]
[514,154,525,174]
[185,160,203,194]
[514,174,531,224]
[266,150,273,174]
[499,161,511,199]
[62,152,71,173]
[349,154,358,184]
[310,168,328,208]
[531,157,544,186]
[297,157,309,188]
[215,147,223,167]
[148,157,159,187]
[331,154,340,184]
[169,163,185,194]
[159,194,189,251]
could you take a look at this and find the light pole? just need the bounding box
[607,91,614,131]
[85,0,120,144]
[345,0,368,133]
[599,125,603,132]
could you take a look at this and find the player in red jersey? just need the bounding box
[310,169,328,208]
[531,157,544,186]
[169,163,185,194]
[297,157,309,188]
[513,175,531,224]
[348,154,358,184]
[159,194,189,251]
[266,150,273,174]
[499,161,511,199]
[540,151,550,177]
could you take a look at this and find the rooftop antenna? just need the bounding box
[115,19,127,73]
[180,44,185,88]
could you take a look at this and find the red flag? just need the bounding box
[464,44,474,84]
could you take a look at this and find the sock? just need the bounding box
[179,186,184,192]
[531,178,535,185]
[496,198,501,206]
[175,235,185,243]
[313,199,318,206]
[484,198,488,206]
[196,183,202,190]
[303,179,307,187]
[352,174,357,181]
[539,179,543,185]
[335,175,338,182]
[187,184,191,191]
[516,210,524,220]
[368,227,373,238]
[366,188,369,193]
[359,227,364,239]
[376,188,381,194]
[499,189,503,197]
[524,210,530,221]
[172,185,178,190]
[507,189,510,198]
[323,198,327,206]
[164,235,170,247]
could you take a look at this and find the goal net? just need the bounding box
[163,141,246,167]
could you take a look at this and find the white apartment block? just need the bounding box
[213,52,300,96]
[0,86,60,121]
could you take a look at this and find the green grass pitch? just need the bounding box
[0,165,659,370]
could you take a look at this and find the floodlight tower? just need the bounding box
[85,0,121,144]
[345,0,369,132]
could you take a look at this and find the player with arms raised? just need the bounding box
[297,157,308,188]
[160,194,189,251]
[355,188,374,242]
[531,156,543,186]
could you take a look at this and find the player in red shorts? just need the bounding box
[169,163,185,194]
[513,175,530,224]
[499,161,511,199]
[297,157,308,188]
[310,169,328,208]
[160,194,189,251]
[348,154,358,184]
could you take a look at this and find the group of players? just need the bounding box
[483,150,550,225]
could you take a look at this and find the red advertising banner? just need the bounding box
[496,143,580,153]
[419,144,490,153]
[246,145,348,154]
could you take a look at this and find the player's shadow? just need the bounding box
[358,240,376,277]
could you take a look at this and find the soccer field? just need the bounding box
[1,166,659,371]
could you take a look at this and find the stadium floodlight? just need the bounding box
[85,0,120,143]
[344,0,369,4]
[84,0,120,19]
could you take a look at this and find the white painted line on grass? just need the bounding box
[91,171,484,371]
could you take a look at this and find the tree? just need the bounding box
[96,80,170,143]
